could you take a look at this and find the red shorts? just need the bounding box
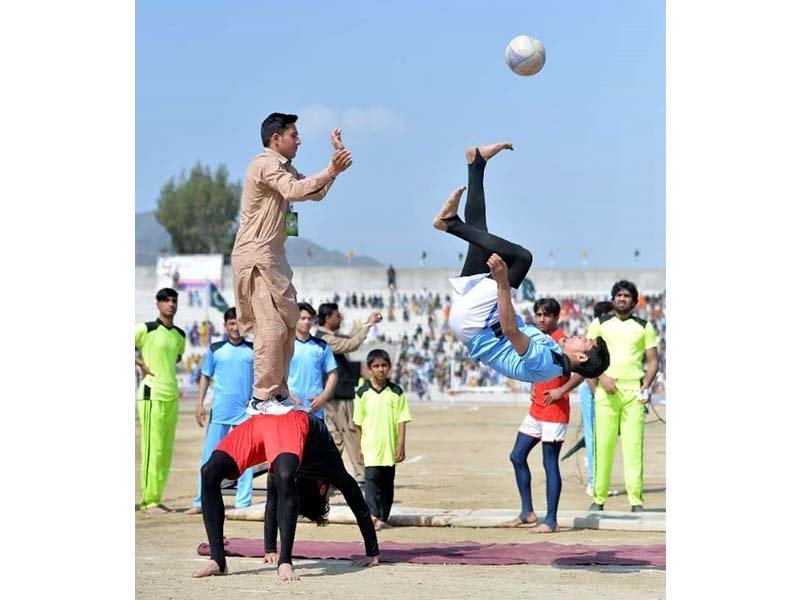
[215,411,310,477]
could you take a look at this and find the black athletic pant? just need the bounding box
[199,450,241,572]
[203,451,302,569]
[263,417,380,561]
[448,148,533,289]
[364,465,396,522]
[267,453,301,566]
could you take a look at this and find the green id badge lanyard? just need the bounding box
[285,204,299,237]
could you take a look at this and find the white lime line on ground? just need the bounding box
[405,454,425,464]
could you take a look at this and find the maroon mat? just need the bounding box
[197,538,665,568]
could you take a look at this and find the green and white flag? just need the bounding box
[521,278,536,302]
[208,282,229,314]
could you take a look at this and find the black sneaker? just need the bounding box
[588,503,604,511]
[246,395,297,416]
[631,505,645,513]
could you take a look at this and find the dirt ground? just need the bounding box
[135,401,666,599]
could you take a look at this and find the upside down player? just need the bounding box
[192,408,379,582]
[433,142,610,384]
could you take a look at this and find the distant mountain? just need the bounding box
[136,211,173,265]
[135,211,383,267]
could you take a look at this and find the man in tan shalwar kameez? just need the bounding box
[232,112,352,409]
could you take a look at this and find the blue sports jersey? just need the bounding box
[464,315,567,383]
[201,339,254,425]
[288,335,337,419]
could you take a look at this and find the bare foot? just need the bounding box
[191,560,227,578]
[185,506,202,515]
[352,555,380,568]
[278,563,300,582]
[432,186,466,231]
[530,522,560,534]
[264,552,278,564]
[466,142,513,164]
[143,504,170,515]
[501,512,537,527]
[378,520,393,529]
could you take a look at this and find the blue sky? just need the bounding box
[136,0,664,268]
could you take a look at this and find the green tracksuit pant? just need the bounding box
[592,386,645,507]
[137,398,179,509]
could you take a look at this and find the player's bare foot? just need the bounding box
[432,186,466,230]
[352,555,380,568]
[371,516,393,530]
[278,563,299,582]
[530,522,560,534]
[501,512,537,527]
[191,559,227,578]
[143,504,171,515]
[466,142,513,164]
[185,506,202,515]
[264,552,278,564]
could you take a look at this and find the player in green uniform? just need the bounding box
[587,281,658,512]
[135,287,186,513]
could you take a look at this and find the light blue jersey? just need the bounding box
[201,339,254,425]
[464,315,567,383]
[288,335,337,419]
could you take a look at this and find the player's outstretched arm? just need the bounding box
[332,470,380,564]
[488,254,531,356]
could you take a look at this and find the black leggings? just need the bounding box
[266,453,301,567]
[200,450,241,571]
[203,451,303,569]
[449,149,532,289]
[264,452,380,561]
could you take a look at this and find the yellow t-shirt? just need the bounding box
[587,314,657,389]
[353,381,412,467]
[135,319,186,401]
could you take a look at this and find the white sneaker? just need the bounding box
[245,396,298,416]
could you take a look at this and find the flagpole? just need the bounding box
[205,280,210,322]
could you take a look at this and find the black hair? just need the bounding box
[261,112,298,147]
[317,303,339,327]
[611,280,639,305]
[593,301,614,319]
[366,348,392,366]
[572,337,610,379]
[296,477,329,526]
[297,302,316,317]
[533,297,561,317]
[223,307,237,322]
[156,288,178,302]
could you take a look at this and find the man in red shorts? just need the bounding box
[192,408,380,581]
[503,298,575,534]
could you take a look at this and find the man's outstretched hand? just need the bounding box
[487,253,510,288]
[331,128,344,150]
[329,149,353,175]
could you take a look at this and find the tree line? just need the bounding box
[155,162,241,257]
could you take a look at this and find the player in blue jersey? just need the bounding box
[432,143,609,382]
[288,302,338,419]
[187,307,256,513]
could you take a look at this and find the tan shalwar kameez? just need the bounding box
[232,148,335,400]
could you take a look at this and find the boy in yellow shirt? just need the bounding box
[354,349,412,529]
